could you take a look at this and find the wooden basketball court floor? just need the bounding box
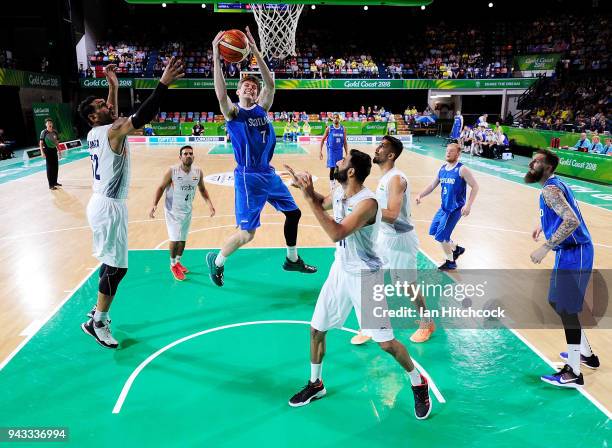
[0,137,610,445]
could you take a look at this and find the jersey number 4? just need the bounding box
[90,154,100,180]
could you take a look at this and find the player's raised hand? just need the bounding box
[212,31,225,58]
[160,57,185,86]
[104,64,118,88]
[283,164,303,189]
[245,26,258,54]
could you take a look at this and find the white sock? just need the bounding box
[580,331,593,357]
[176,255,181,264]
[215,253,226,267]
[408,368,422,386]
[329,180,335,190]
[567,344,581,375]
[93,311,109,323]
[310,363,322,383]
[287,246,298,262]
[170,257,176,266]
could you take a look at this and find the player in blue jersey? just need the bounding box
[206,28,317,287]
[319,113,347,190]
[449,110,463,140]
[416,143,479,270]
[525,149,599,388]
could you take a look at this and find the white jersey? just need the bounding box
[332,186,382,274]
[460,129,473,140]
[87,124,131,200]
[376,167,414,236]
[164,164,202,215]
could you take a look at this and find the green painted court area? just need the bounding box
[209,141,308,155]
[0,248,609,447]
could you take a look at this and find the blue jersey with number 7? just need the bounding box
[226,104,276,171]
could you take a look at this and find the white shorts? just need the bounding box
[311,261,394,343]
[165,209,192,241]
[86,194,128,268]
[377,231,419,284]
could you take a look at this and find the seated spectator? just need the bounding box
[473,126,485,155]
[602,138,612,155]
[143,123,154,136]
[302,119,311,136]
[387,115,397,135]
[192,121,203,136]
[480,128,497,158]
[589,135,604,154]
[459,126,474,153]
[403,106,410,124]
[563,132,592,151]
[493,129,509,159]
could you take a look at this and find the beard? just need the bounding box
[183,158,193,167]
[333,166,349,183]
[372,155,382,164]
[98,111,114,125]
[524,167,543,184]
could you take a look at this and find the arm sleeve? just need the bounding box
[131,83,169,129]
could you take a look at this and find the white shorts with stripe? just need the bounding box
[165,209,192,241]
[86,193,128,268]
[377,231,419,284]
[311,261,394,343]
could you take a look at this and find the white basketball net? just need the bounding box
[250,4,304,60]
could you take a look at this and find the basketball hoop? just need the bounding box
[249,3,304,60]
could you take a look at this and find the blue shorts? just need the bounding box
[234,167,298,231]
[548,243,594,314]
[327,148,344,169]
[428,207,462,242]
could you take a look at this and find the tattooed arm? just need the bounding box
[530,185,579,264]
[542,185,580,248]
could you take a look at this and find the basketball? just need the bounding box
[219,29,249,63]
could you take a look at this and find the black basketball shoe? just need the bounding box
[411,375,432,420]
[206,252,224,287]
[559,352,600,370]
[288,380,326,407]
[540,364,584,388]
[452,245,465,261]
[283,256,317,273]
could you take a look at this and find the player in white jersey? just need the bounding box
[149,145,215,281]
[351,136,435,346]
[77,59,184,349]
[285,150,432,420]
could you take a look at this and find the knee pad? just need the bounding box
[283,208,301,225]
[99,264,128,296]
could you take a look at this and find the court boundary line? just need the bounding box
[407,144,611,212]
[0,262,101,371]
[111,319,445,414]
[417,247,612,420]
